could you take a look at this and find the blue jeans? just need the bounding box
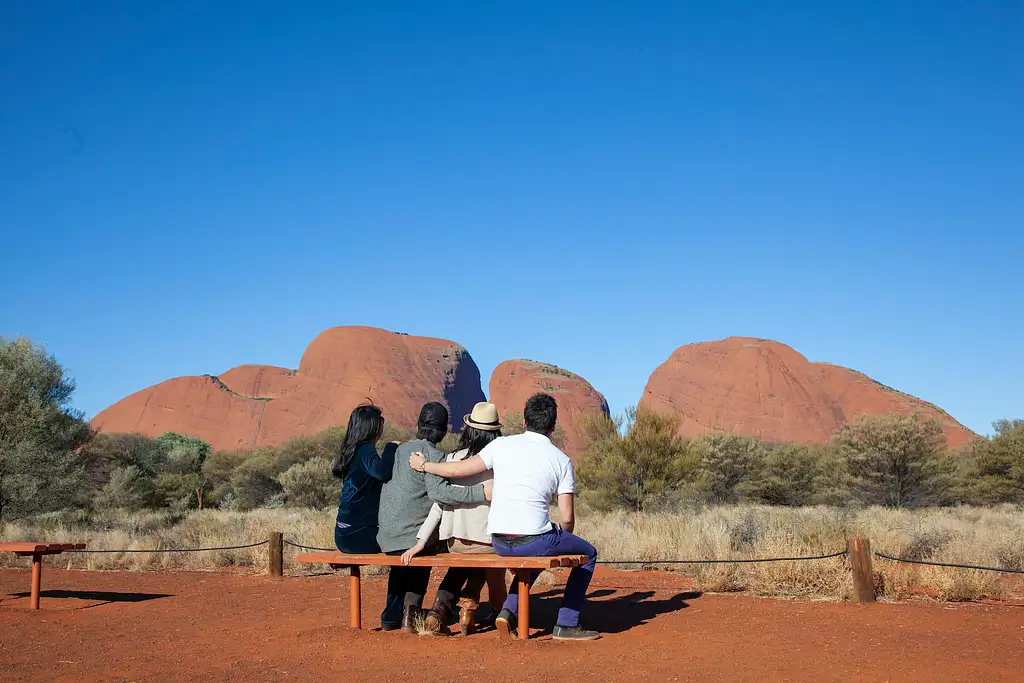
[492,527,598,628]
[335,523,380,554]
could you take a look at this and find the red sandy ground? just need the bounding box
[2,566,1022,682]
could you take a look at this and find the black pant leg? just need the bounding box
[461,569,487,603]
[405,566,432,607]
[435,567,470,607]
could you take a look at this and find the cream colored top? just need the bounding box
[415,449,492,545]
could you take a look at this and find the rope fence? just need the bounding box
[283,540,336,552]
[10,533,1022,604]
[873,550,1024,575]
[598,548,848,565]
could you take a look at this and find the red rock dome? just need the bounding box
[91,327,486,450]
[638,337,975,447]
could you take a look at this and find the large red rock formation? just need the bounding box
[91,327,486,451]
[488,359,610,458]
[638,337,975,448]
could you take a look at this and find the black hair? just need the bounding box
[455,425,502,457]
[524,393,558,436]
[416,401,449,445]
[332,404,385,479]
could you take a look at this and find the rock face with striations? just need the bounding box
[91,326,486,451]
[488,359,610,458]
[638,337,975,448]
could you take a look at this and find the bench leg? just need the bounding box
[516,570,530,641]
[30,553,43,610]
[349,567,361,629]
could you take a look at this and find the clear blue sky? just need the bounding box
[1,1,1021,436]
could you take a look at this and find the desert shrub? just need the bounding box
[0,337,93,521]
[834,414,948,508]
[227,464,284,511]
[689,433,765,504]
[93,465,159,511]
[738,443,825,506]
[969,420,1024,504]
[578,408,696,511]
[279,457,337,508]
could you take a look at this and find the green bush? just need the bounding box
[0,337,92,521]
[689,432,765,504]
[279,458,337,508]
[833,413,947,508]
[578,408,697,511]
[93,465,159,511]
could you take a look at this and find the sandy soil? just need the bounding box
[2,566,1022,682]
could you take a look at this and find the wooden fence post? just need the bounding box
[849,536,875,603]
[269,532,283,577]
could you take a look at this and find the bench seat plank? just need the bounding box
[0,541,86,610]
[0,542,50,554]
[294,552,586,569]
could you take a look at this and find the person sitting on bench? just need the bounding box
[401,401,509,636]
[410,393,600,641]
[377,402,490,632]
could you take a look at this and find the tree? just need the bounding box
[739,443,825,506]
[93,465,158,511]
[577,407,696,511]
[834,413,947,508]
[0,337,92,521]
[154,432,211,509]
[689,432,766,504]
[970,419,1024,504]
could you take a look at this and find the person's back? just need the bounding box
[483,432,574,537]
[331,404,393,554]
[377,438,486,552]
[337,442,390,526]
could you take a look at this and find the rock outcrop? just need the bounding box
[91,327,486,451]
[638,337,975,447]
[488,359,610,457]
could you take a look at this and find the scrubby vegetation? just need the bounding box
[577,409,1024,511]
[3,336,1023,603]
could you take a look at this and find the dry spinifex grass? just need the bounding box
[2,504,1021,602]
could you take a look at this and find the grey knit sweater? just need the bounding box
[376,438,486,553]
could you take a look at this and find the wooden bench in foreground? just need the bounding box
[0,542,86,609]
[295,552,588,640]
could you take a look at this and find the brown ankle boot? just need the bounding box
[402,605,421,634]
[458,598,479,636]
[424,602,452,635]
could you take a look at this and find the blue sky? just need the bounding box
[1,1,1021,436]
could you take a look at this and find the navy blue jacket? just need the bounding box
[335,442,397,527]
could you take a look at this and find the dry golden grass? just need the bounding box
[2,505,1021,602]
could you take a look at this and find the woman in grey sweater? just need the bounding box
[402,402,507,635]
[376,402,489,632]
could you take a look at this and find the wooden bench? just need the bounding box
[0,542,86,609]
[294,552,587,640]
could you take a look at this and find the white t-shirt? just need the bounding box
[478,431,575,536]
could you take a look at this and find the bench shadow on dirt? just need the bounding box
[10,589,173,609]
[529,588,701,636]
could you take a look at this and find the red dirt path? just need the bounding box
[2,567,1022,682]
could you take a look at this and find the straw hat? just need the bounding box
[463,402,502,431]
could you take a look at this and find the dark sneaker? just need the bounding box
[494,608,517,640]
[552,624,601,641]
[380,621,401,632]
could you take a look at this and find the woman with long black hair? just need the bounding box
[332,404,398,553]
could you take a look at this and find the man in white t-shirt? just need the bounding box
[410,393,600,641]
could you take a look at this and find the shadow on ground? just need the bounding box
[529,588,702,636]
[8,590,173,609]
